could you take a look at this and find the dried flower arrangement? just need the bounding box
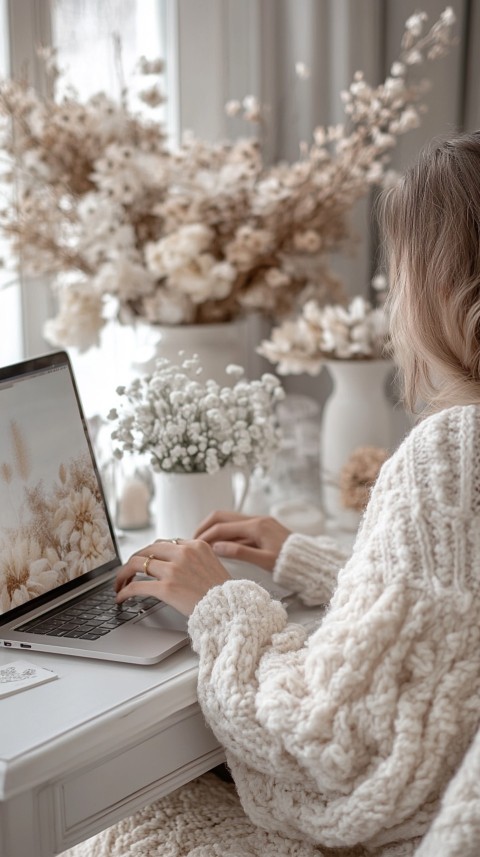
[258,295,390,375]
[339,445,390,512]
[108,356,285,474]
[0,8,456,351]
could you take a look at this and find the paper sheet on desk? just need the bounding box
[0,660,58,698]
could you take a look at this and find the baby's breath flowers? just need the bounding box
[0,9,456,351]
[258,296,390,375]
[108,356,285,474]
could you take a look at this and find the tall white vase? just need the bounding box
[320,359,394,530]
[133,318,249,385]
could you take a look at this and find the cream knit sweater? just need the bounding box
[65,404,480,857]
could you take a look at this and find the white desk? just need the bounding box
[0,531,326,857]
[0,643,224,857]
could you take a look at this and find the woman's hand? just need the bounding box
[115,539,231,617]
[194,512,291,571]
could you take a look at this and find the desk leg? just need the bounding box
[0,791,40,857]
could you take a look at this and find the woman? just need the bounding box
[67,133,480,856]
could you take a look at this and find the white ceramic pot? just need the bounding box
[133,318,249,385]
[152,465,250,540]
[320,359,394,530]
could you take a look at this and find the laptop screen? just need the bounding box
[0,351,118,620]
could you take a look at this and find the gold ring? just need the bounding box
[143,554,155,574]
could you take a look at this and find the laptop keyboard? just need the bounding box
[17,584,160,641]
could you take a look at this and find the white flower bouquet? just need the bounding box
[108,357,285,474]
[0,8,456,350]
[258,296,390,375]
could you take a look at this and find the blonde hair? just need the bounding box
[378,131,480,413]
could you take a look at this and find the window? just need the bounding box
[0,0,262,405]
[0,0,168,413]
[51,0,165,107]
[0,0,22,366]
[49,0,167,416]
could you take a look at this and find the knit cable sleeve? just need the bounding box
[413,724,480,857]
[188,410,480,850]
[272,533,350,605]
[188,578,305,771]
[188,541,420,849]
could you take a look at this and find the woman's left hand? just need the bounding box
[115,538,231,617]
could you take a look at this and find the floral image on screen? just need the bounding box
[0,368,116,613]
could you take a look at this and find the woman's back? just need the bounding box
[194,403,480,854]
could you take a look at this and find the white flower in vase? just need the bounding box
[258,296,390,375]
[257,294,393,531]
[108,356,285,476]
[108,356,285,538]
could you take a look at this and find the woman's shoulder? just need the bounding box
[355,405,480,595]
[410,401,480,433]
[405,403,480,456]
[382,404,480,510]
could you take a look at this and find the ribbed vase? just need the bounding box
[320,359,395,530]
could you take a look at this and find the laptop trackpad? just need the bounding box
[139,604,188,633]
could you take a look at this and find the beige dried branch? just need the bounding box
[10,420,31,481]
[1,462,12,484]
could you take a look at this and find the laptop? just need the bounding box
[0,351,290,665]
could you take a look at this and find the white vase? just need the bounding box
[152,465,250,540]
[320,359,394,531]
[132,318,249,385]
